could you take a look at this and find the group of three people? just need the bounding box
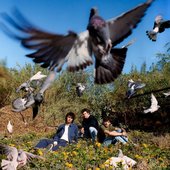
[35,108,128,151]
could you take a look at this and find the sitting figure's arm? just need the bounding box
[104,130,127,137]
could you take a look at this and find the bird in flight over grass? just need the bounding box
[146,15,170,41]
[0,144,44,170]
[143,93,160,114]
[1,0,153,84]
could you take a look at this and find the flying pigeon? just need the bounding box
[163,91,170,97]
[1,0,153,84]
[76,83,86,97]
[12,71,46,119]
[7,121,13,134]
[126,79,146,98]
[143,93,160,114]
[105,149,137,170]
[146,15,170,41]
[16,71,47,93]
[0,144,44,170]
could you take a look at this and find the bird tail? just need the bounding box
[146,30,157,41]
[95,48,127,84]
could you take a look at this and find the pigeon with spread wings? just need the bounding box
[0,144,44,170]
[146,15,170,41]
[1,0,153,84]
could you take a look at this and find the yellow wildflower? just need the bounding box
[65,162,73,168]
[95,168,100,170]
[142,143,148,148]
[72,151,78,156]
[37,149,43,156]
[135,154,143,159]
[95,142,101,147]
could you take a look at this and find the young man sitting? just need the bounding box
[101,117,128,146]
[35,112,78,151]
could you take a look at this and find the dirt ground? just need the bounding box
[0,105,56,137]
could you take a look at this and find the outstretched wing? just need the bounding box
[161,20,170,29]
[107,0,153,46]
[0,144,18,161]
[24,151,44,161]
[2,10,93,72]
[151,93,158,108]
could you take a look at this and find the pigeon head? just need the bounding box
[155,15,163,24]
[89,7,98,20]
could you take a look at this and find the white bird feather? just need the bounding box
[144,93,160,114]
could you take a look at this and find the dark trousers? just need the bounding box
[35,138,68,151]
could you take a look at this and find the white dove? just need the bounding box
[0,144,44,170]
[105,149,137,170]
[163,91,170,97]
[7,121,13,134]
[144,93,160,114]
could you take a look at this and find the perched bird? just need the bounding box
[7,121,13,134]
[146,15,170,41]
[105,149,137,170]
[1,0,153,84]
[163,91,170,97]
[0,144,44,170]
[143,93,160,114]
[76,83,86,97]
[126,79,146,98]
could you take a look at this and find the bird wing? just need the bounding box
[29,71,47,81]
[151,93,158,108]
[134,82,146,89]
[2,10,92,72]
[0,145,18,161]
[24,151,44,162]
[107,0,153,46]
[95,47,127,84]
[67,30,93,71]
[161,20,170,29]
[32,104,39,120]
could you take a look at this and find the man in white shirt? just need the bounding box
[35,112,78,151]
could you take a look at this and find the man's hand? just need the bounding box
[53,141,58,146]
[80,128,84,134]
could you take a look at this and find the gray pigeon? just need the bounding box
[126,79,146,98]
[0,144,44,170]
[146,15,170,41]
[2,0,153,84]
[12,72,46,119]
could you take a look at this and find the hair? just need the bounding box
[65,112,76,123]
[102,117,111,123]
[81,108,90,114]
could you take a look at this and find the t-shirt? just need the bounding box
[101,124,115,137]
[60,124,69,142]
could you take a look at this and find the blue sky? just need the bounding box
[0,0,169,73]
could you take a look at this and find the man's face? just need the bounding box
[82,111,90,119]
[103,121,110,128]
[66,115,73,124]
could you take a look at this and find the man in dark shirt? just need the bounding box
[80,108,99,142]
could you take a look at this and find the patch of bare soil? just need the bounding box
[0,105,56,136]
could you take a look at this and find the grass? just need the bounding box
[0,130,170,170]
